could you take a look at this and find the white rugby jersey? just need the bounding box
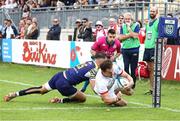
[94,63,123,96]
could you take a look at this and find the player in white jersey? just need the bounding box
[93,60,134,106]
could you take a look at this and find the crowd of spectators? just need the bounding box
[0,0,138,12]
[0,17,40,39]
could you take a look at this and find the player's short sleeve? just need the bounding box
[115,39,121,53]
[88,68,98,81]
[91,41,99,51]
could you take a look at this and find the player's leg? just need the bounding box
[50,74,86,103]
[147,61,154,94]
[3,72,61,102]
[4,86,49,102]
[143,49,153,95]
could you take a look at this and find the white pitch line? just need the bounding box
[0,80,35,86]
[0,106,151,111]
[0,79,180,113]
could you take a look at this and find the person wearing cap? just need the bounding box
[93,20,106,41]
[78,18,93,42]
[73,19,82,41]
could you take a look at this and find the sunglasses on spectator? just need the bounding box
[119,17,124,20]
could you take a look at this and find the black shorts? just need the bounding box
[143,48,155,62]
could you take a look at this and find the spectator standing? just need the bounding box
[3,19,18,39]
[73,19,82,41]
[18,19,26,39]
[143,6,159,95]
[93,20,106,41]
[78,18,93,42]
[108,18,117,33]
[117,15,124,34]
[118,12,140,89]
[26,22,39,39]
[46,18,61,41]
[24,17,32,39]
[2,19,8,36]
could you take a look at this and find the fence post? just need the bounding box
[164,2,168,16]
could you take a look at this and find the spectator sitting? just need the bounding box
[93,20,106,41]
[1,0,18,9]
[73,19,82,41]
[74,0,89,8]
[46,18,61,41]
[56,0,65,11]
[26,22,39,39]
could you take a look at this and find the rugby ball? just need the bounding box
[115,76,129,89]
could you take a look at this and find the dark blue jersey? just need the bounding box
[64,61,98,85]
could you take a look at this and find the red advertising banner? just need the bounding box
[162,45,180,81]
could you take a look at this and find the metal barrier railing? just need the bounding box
[0,2,179,29]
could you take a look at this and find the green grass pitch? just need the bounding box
[0,62,180,121]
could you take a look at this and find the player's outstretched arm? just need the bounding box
[120,70,134,88]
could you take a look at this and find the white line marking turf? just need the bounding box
[0,80,180,113]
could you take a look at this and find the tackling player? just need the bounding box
[93,60,134,106]
[4,52,107,103]
[81,29,121,92]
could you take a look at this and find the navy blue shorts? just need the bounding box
[48,72,77,96]
[143,48,155,62]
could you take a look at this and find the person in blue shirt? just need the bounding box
[4,52,107,103]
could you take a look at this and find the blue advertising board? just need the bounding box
[2,39,12,62]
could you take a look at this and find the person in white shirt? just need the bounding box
[92,60,134,106]
[93,21,106,41]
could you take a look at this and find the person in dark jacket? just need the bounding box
[78,18,93,42]
[3,19,19,39]
[73,19,82,41]
[46,19,61,41]
[26,22,39,39]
